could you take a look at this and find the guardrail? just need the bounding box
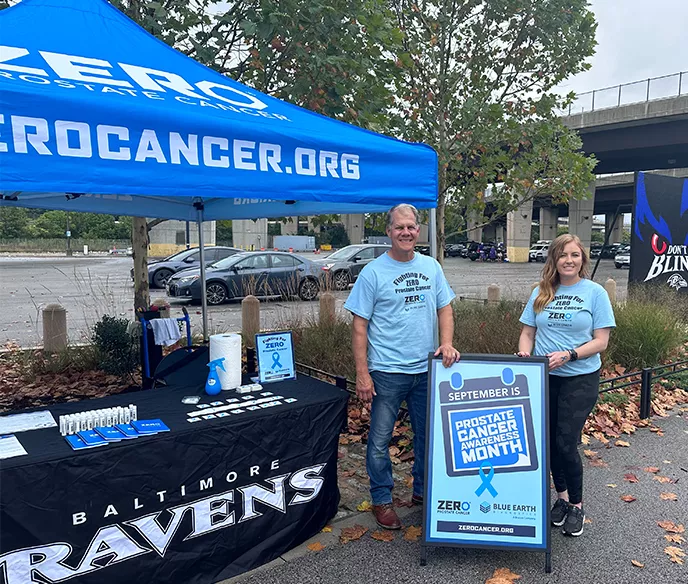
[564,71,687,115]
[295,357,688,421]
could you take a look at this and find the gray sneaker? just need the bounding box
[551,498,570,527]
[562,505,585,536]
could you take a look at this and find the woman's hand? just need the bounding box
[516,351,530,358]
[547,351,570,371]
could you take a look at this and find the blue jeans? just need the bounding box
[367,370,428,505]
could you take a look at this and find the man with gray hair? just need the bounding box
[344,203,460,529]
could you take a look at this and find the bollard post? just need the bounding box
[487,284,500,304]
[320,292,336,325]
[639,368,653,419]
[335,375,348,390]
[43,304,67,352]
[604,278,617,304]
[241,295,260,348]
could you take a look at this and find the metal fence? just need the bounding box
[564,71,687,115]
[295,357,688,421]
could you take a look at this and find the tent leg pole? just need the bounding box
[429,208,438,260]
[196,208,209,343]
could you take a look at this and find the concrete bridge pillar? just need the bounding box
[568,186,596,252]
[539,207,558,241]
[605,212,623,244]
[282,217,299,235]
[343,214,364,244]
[506,199,534,263]
[466,210,483,242]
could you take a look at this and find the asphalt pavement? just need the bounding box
[224,410,688,584]
[0,254,628,347]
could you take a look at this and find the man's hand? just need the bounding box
[435,344,461,368]
[356,372,376,402]
[547,351,570,371]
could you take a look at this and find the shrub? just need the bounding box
[279,312,355,380]
[91,315,139,376]
[452,299,524,355]
[605,296,684,371]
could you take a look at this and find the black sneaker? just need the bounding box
[562,505,585,536]
[551,499,569,526]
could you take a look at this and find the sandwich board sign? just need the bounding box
[422,354,551,572]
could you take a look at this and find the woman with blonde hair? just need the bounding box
[518,234,615,537]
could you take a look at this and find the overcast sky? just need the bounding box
[560,0,688,96]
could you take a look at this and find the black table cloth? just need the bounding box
[0,375,348,584]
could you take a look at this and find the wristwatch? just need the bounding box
[568,349,579,362]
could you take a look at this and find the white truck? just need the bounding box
[273,235,316,252]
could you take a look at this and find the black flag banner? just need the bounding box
[630,172,688,293]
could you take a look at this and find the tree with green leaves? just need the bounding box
[0,207,31,239]
[392,0,598,260]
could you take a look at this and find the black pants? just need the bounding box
[549,369,600,505]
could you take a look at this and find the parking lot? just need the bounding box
[0,254,628,347]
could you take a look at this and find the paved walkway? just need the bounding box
[222,408,688,584]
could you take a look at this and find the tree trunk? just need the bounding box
[132,216,150,315]
[436,164,447,267]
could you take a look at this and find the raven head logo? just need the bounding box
[667,274,688,290]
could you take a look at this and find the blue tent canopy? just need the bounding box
[0,0,438,220]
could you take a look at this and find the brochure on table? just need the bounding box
[255,331,296,383]
[422,354,551,569]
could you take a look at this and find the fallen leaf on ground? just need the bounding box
[615,440,630,447]
[584,518,593,524]
[340,524,368,544]
[321,526,332,533]
[338,436,350,445]
[644,466,661,473]
[356,500,372,512]
[665,534,686,544]
[653,476,675,484]
[405,476,414,489]
[663,460,672,464]
[606,484,618,488]
[371,530,395,542]
[631,560,644,568]
[658,521,685,534]
[589,458,608,467]
[664,546,685,565]
[583,449,597,458]
[620,495,637,502]
[404,525,422,541]
[624,473,639,483]
[307,542,325,552]
[660,492,678,501]
[485,567,522,584]
[581,434,591,445]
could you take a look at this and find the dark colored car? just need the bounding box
[166,251,321,305]
[414,244,431,256]
[136,246,243,288]
[312,244,391,291]
[444,243,465,257]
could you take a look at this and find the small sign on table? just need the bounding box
[255,331,296,384]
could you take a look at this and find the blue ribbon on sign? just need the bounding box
[475,461,498,497]
[271,352,282,369]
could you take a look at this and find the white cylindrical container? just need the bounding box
[209,333,242,390]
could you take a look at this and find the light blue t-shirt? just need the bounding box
[519,279,616,377]
[344,252,456,374]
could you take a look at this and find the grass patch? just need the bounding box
[598,391,631,407]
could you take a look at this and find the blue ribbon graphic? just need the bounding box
[475,461,498,497]
[271,352,282,369]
